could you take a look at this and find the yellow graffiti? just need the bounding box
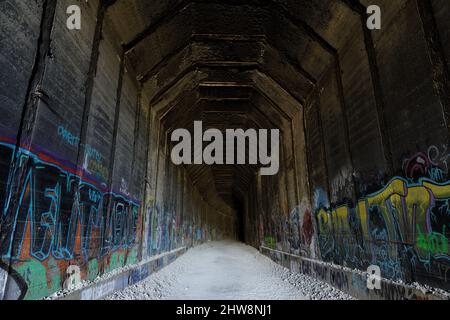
[365,179,407,254]
[331,206,351,235]
[357,200,369,242]
[317,208,331,234]
[316,178,450,260]
[87,158,109,181]
[423,181,450,199]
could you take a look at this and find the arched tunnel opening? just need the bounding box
[0,0,450,301]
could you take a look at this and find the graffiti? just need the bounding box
[196,227,203,241]
[330,268,349,291]
[296,257,331,283]
[129,265,149,285]
[402,146,450,183]
[0,144,140,261]
[438,263,450,282]
[302,208,314,246]
[58,125,102,161]
[84,144,102,163]
[0,265,6,299]
[148,206,162,256]
[315,176,450,287]
[288,208,300,253]
[120,178,130,197]
[0,141,141,299]
[374,280,423,300]
[287,202,314,256]
[254,146,450,291]
[58,125,80,147]
[370,228,404,280]
[351,273,368,294]
[84,157,108,182]
[428,145,450,176]
[416,225,448,255]
[58,125,107,183]
[0,262,27,300]
[262,246,436,300]
[264,236,276,249]
[311,190,333,261]
[147,205,184,256]
[402,152,430,181]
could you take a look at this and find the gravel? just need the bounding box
[105,240,355,300]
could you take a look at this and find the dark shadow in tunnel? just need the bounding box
[232,193,246,243]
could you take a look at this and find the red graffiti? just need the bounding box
[403,152,430,180]
[302,210,313,245]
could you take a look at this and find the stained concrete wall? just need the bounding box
[251,0,450,299]
[0,0,234,300]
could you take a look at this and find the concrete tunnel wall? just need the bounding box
[0,0,236,300]
[0,0,449,300]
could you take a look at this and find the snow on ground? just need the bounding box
[105,240,355,300]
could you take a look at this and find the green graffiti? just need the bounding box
[16,258,61,300]
[88,259,99,281]
[126,247,139,266]
[104,252,126,274]
[416,225,448,255]
[264,236,276,249]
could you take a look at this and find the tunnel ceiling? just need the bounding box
[104,0,361,208]
[4,0,450,300]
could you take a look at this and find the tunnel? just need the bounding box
[0,0,450,301]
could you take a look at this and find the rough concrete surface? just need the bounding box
[105,241,354,300]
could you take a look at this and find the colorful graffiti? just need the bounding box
[402,145,450,183]
[315,176,450,288]
[0,142,140,261]
[147,204,188,256]
[0,140,141,299]
[57,125,109,184]
[0,261,28,300]
[147,205,168,256]
[287,202,314,256]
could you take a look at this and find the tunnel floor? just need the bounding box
[105,241,354,300]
